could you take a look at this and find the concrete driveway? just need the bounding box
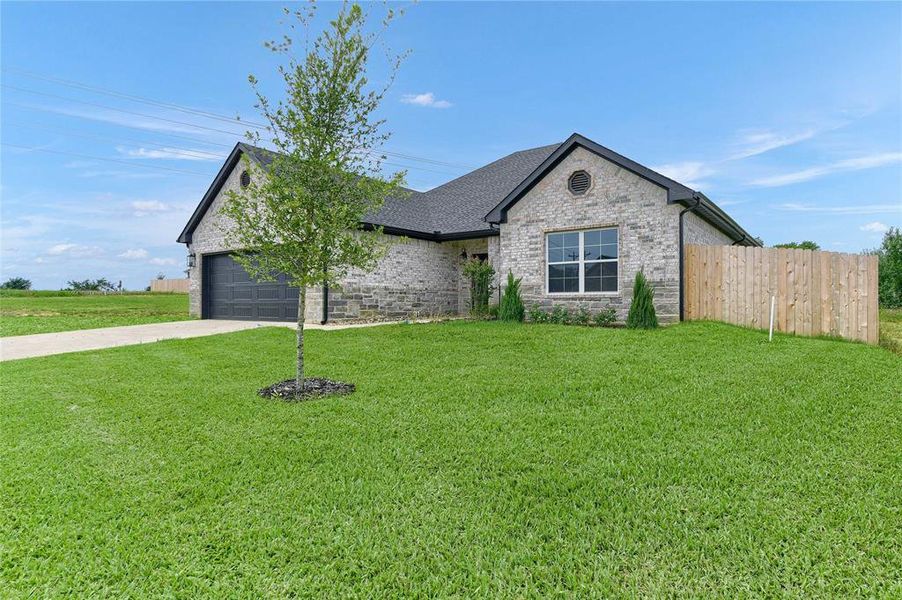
[0,318,438,362]
[0,320,292,361]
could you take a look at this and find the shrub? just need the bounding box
[498,271,525,322]
[626,270,658,329]
[872,227,902,308]
[549,305,570,325]
[572,307,590,326]
[594,307,617,327]
[1,277,31,290]
[66,278,116,292]
[486,304,500,320]
[462,258,495,315]
[527,303,548,323]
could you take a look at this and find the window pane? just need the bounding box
[598,229,617,245]
[601,277,617,292]
[549,263,578,293]
[599,243,618,260]
[584,263,601,292]
[584,242,600,261]
[548,232,579,263]
[584,230,601,246]
[601,262,617,277]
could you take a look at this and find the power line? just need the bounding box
[2,67,478,170]
[2,84,249,137]
[2,66,271,129]
[0,143,213,177]
[3,120,460,176]
[5,121,227,160]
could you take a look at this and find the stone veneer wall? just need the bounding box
[496,146,683,322]
[683,211,735,246]
[186,154,495,321]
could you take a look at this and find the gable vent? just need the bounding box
[240,170,251,188]
[568,170,591,195]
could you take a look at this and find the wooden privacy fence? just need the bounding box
[150,278,189,293]
[684,245,879,344]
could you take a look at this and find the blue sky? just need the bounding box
[2,1,900,290]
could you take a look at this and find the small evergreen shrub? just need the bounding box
[528,303,548,323]
[498,271,525,322]
[550,305,570,325]
[626,270,658,329]
[594,307,617,327]
[572,307,590,326]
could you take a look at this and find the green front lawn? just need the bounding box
[0,293,190,337]
[2,322,899,596]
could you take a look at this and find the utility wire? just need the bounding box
[0,143,213,177]
[2,84,250,137]
[2,68,478,170]
[5,121,227,160]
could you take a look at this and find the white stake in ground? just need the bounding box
[769,295,776,342]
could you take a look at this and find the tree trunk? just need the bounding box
[296,287,305,390]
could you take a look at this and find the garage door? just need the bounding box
[203,254,298,321]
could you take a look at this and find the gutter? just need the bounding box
[678,195,702,322]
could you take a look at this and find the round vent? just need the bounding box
[568,170,591,195]
[239,170,251,188]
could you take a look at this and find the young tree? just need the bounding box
[220,2,407,394]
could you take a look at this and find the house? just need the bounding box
[177,133,759,324]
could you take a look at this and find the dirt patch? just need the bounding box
[258,378,355,401]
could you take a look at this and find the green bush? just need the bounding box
[486,304,500,320]
[1,277,32,290]
[527,303,548,323]
[626,270,658,329]
[549,305,570,325]
[572,307,590,326]
[498,271,525,322]
[594,307,617,327]
[873,227,902,308]
[462,258,495,315]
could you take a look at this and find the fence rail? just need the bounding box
[684,245,878,344]
[150,279,189,293]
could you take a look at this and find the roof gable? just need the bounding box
[483,133,696,224]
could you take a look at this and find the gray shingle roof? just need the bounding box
[180,135,756,246]
[365,143,560,235]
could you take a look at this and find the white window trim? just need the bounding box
[546,227,619,295]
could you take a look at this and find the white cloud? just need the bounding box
[400,92,452,109]
[46,243,103,257]
[750,152,902,187]
[131,200,171,217]
[650,161,714,189]
[117,146,222,161]
[148,257,177,266]
[773,203,901,215]
[860,221,890,233]
[730,129,817,160]
[118,248,149,259]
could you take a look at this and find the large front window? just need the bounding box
[547,228,618,294]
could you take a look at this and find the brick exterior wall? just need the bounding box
[683,211,735,246]
[186,158,496,321]
[495,146,683,322]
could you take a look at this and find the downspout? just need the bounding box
[678,195,702,322]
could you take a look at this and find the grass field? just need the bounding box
[1,321,899,596]
[0,292,190,337]
[880,308,902,354]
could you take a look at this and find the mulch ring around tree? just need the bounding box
[258,378,356,401]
